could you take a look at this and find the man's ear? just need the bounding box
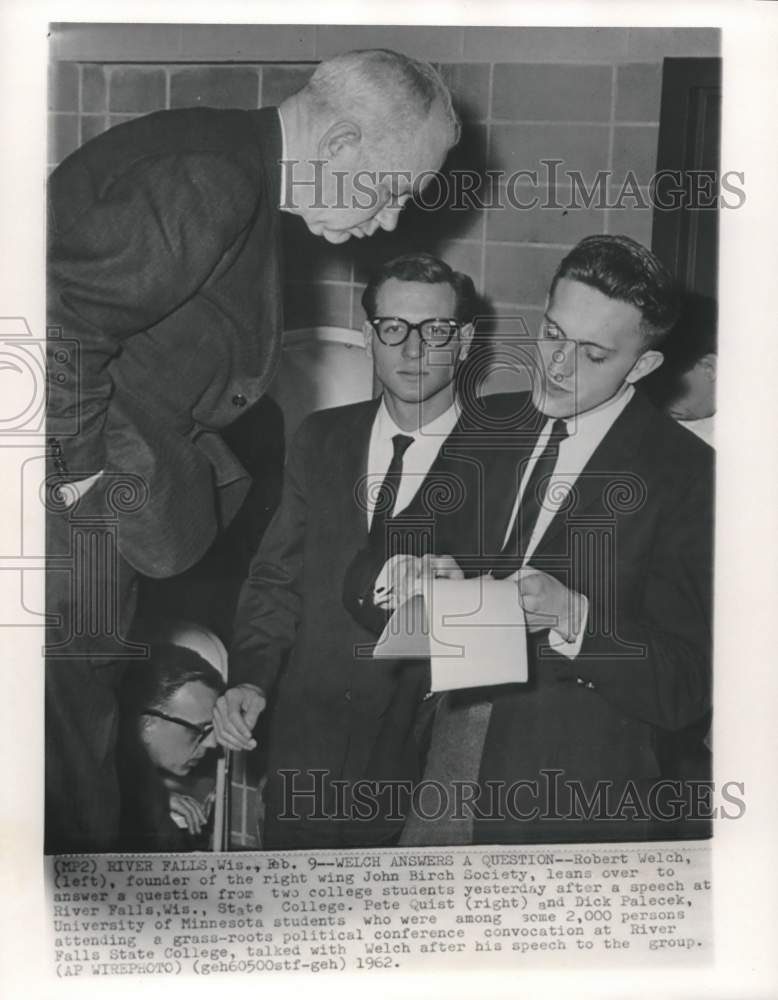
[458,322,475,361]
[699,353,717,381]
[363,321,374,358]
[625,349,664,385]
[318,120,362,162]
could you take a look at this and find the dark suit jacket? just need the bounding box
[47,107,283,577]
[334,391,713,843]
[463,391,714,843]
[230,397,497,850]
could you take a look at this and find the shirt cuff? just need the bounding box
[60,469,103,507]
[547,594,589,659]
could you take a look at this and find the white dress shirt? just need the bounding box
[502,385,636,658]
[60,468,103,507]
[679,415,715,447]
[365,399,460,529]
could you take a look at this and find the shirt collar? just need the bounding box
[679,415,715,445]
[374,397,460,443]
[558,383,635,438]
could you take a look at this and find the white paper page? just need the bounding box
[373,576,528,692]
[427,576,528,691]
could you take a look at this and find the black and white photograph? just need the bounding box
[42,19,722,857]
[1,5,777,999]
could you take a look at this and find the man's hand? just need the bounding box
[423,554,465,580]
[373,554,465,611]
[169,792,209,835]
[515,568,585,643]
[213,684,266,751]
[372,554,419,610]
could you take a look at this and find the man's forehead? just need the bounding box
[379,119,452,186]
[166,680,216,717]
[376,278,455,310]
[548,279,644,346]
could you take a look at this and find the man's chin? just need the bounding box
[172,760,197,776]
[532,386,575,418]
[313,227,353,244]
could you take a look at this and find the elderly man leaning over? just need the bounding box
[46,48,459,854]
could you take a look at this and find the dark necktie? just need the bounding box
[369,433,415,545]
[493,418,568,577]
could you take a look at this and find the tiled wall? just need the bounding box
[47,26,719,847]
[47,57,659,338]
[48,26,719,342]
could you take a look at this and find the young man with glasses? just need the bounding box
[215,253,484,849]
[118,643,224,850]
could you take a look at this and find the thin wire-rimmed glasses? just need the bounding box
[141,708,214,748]
[369,317,461,348]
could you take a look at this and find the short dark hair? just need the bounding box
[121,643,226,717]
[361,252,477,324]
[550,235,681,346]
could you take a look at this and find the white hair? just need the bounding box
[302,49,460,153]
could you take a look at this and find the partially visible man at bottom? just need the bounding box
[118,643,224,851]
[215,253,492,849]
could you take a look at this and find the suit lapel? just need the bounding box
[398,408,476,518]
[533,391,655,557]
[328,398,381,543]
[448,396,547,557]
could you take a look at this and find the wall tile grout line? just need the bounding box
[604,64,618,235]
[479,60,495,300]
[76,64,83,146]
[482,240,578,250]
[490,119,618,128]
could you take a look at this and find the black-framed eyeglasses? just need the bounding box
[369,317,461,348]
[142,708,214,747]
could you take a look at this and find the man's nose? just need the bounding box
[401,327,425,359]
[546,340,575,380]
[376,207,401,233]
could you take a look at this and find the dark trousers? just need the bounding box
[45,503,141,853]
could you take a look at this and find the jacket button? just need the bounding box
[232,393,247,408]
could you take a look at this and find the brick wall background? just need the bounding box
[47,25,719,847]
